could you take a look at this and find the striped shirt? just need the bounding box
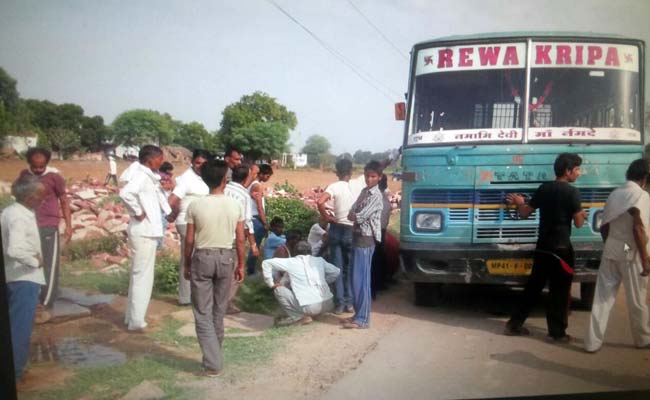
[225,181,254,233]
[350,185,384,243]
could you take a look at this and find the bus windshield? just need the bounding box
[411,68,525,143]
[528,42,640,143]
[408,40,642,146]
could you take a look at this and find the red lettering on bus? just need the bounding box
[535,45,552,64]
[459,47,473,67]
[605,47,620,66]
[587,46,602,65]
[503,46,519,65]
[556,45,571,64]
[575,45,584,65]
[438,49,453,68]
[478,47,500,66]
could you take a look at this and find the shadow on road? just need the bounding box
[490,350,648,390]
[371,279,590,339]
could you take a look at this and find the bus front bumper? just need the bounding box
[400,242,602,285]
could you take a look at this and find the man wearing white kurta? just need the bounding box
[585,159,650,352]
[167,150,210,305]
[119,146,171,331]
[262,241,340,326]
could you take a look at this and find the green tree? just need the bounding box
[42,128,82,159]
[0,67,19,113]
[219,91,297,160]
[230,122,290,161]
[80,115,110,152]
[0,68,23,139]
[353,150,372,165]
[302,134,332,167]
[112,109,175,146]
[173,121,213,151]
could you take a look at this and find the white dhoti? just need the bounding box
[584,180,650,352]
[585,251,650,352]
[124,234,158,330]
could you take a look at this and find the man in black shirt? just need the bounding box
[504,153,586,341]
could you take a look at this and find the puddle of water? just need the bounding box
[31,337,126,368]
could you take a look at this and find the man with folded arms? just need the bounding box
[119,145,171,332]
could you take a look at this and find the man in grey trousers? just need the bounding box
[183,159,245,377]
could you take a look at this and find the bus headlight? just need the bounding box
[592,210,603,232]
[414,212,443,232]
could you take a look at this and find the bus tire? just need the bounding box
[414,282,442,307]
[580,282,596,310]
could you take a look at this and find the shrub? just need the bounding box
[65,235,123,260]
[266,197,318,236]
[273,180,300,196]
[234,278,279,315]
[154,251,178,294]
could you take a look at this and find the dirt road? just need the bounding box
[190,281,650,400]
[320,283,650,399]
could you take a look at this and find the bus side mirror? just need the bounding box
[395,102,406,121]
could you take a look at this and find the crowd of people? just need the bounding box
[4,146,650,382]
[1,144,395,379]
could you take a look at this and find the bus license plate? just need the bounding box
[486,259,533,275]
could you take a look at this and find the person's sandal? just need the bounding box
[546,334,572,343]
[342,321,366,329]
[503,325,530,336]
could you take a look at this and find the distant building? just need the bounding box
[281,152,307,168]
[2,135,38,154]
[114,145,140,160]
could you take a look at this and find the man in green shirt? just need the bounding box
[183,159,245,377]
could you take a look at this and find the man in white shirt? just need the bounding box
[225,164,259,313]
[262,241,340,326]
[118,159,140,184]
[119,145,171,332]
[105,153,118,186]
[2,174,46,380]
[246,163,273,275]
[585,159,650,352]
[307,218,329,257]
[317,159,364,314]
[167,150,210,305]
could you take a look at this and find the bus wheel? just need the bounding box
[414,283,442,307]
[580,282,596,310]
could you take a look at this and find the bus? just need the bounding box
[397,33,645,306]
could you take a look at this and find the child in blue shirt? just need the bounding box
[264,217,286,259]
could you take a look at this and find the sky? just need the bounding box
[1,0,650,154]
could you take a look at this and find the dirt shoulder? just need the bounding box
[186,287,405,400]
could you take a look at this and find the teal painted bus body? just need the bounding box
[399,34,645,288]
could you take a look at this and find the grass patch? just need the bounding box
[221,325,299,378]
[65,235,123,261]
[60,259,129,295]
[233,277,279,316]
[150,316,198,348]
[21,354,201,400]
